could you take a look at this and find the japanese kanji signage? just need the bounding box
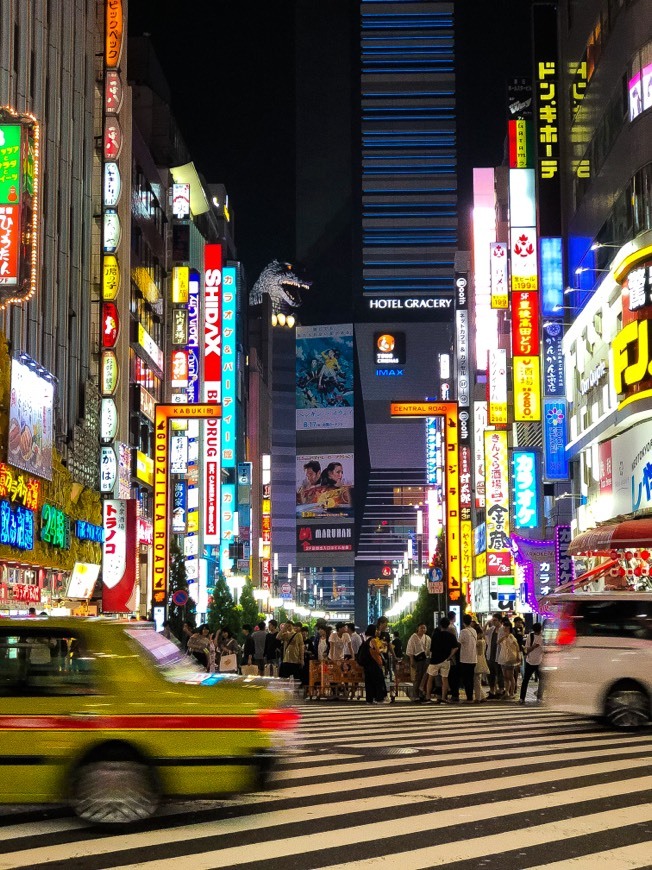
[484,430,512,577]
[543,322,565,397]
[390,402,461,603]
[512,291,539,357]
[533,4,561,236]
[543,400,569,480]
[0,501,34,550]
[512,449,539,530]
[153,404,221,612]
[0,464,41,511]
[514,356,541,422]
[0,109,40,306]
[488,349,508,425]
[490,242,509,309]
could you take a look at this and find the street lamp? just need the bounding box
[590,242,620,251]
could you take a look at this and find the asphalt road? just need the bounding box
[1,698,651,869]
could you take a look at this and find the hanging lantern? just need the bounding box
[610,550,619,560]
[618,566,626,577]
[641,550,650,561]
[625,551,634,561]
[634,566,643,577]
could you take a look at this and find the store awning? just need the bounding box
[568,519,652,556]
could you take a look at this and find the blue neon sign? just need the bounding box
[512,449,539,529]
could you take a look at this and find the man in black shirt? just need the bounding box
[424,617,459,703]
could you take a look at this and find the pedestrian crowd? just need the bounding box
[160,611,544,707]
[404,612,544,706]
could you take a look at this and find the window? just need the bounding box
[0,629,99,696]
[576,600,652,640]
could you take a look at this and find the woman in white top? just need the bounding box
[497,621,521,698]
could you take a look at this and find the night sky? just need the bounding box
[128,0,535,295]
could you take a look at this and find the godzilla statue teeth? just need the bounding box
[249,260,312,314]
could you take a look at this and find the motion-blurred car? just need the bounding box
[543,593,652,730]
[0,618,299,823]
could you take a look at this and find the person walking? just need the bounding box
[277,620,305,680]
[497,619,521,698]
[424,617,459,703]
[485,613,505,698]
[359,624,387,704]
[406,623,430,702]
[264,619,281,674]
[252,620,267,674]
[458,614,478,702]
[520,622,544,704]
[474,623,489,702]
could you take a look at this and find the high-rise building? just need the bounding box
[557,0,652,556]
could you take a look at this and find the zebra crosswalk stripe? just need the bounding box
[0,705,650,869]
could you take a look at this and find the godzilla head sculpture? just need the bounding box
[249,260,312,315]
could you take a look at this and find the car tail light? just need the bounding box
[556,621,576,646]
[257,708,301,731]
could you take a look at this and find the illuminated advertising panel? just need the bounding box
[103,161,120,207]
[456,310,470,408]
[8,357,54,481]
[203,246,222,546]
[488,349,508,425]
[296,453,354,518]
[426,417,441,486]
[100,446,117,493]
[512,449,539,530]
[533,5,562,235]
[389,403,460,603]
[490,242,509,309]
[297,522,353,552]
[172,481,186,533]
[484,430,511,576]
[171,349,188,388]
[0,205,20,286]
[170,436,187,475]
[172,266,189,304]
[543,322,565,397]
[102,499,137,613]
[513,356,541,422]
[100,398,118,442]
[296,324,354,430]
[540,237,564,315]
[105,0,124,69]
[507,119,532,168]
[203,244,222,402]
[512,291,539,357]
[459,445,472,521]
[508,169,536,226]
[473,401,487,509]
[473,168,498,371]
[556,524,574,587]
[103,118,122,160]
[187,271,200,404]
[0,110,40,307]
[102,255,120,300]
[153,404,221,608]
[220,266,238,570]
[103,210,120,253]
[543,399,569,480]
[510,227,538,291]
[101,301,119,348]
[461,520,473,596]
[172,183,190,220]
[105,70,123,113]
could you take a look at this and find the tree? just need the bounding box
[239,579,263,629]
[206,572,238,634]
[167,539,196,642]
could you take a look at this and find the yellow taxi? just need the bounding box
[0,618,299,824]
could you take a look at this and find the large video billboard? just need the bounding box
[296,453,354,518]
[296,324,353,430]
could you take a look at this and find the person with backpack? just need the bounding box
[358,624,387,704]
[519,622,544,704]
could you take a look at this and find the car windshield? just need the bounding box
[125,628,199,677]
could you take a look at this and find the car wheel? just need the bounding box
[605,686,651,731]
[71,760,159,824]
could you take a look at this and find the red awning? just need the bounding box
[568,519,652,556]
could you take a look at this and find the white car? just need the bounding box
[542,593,652,730]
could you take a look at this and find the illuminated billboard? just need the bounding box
[540,237,564,315]
[203,245,222,546]
[488,349,507,425]
[220,266,238,571]
[8,356,54,480]
[512,449,539,530]
[102,498,137,613]
[510,228,538,292]
[490,242,509,309]
[512,292,539,357]
[0,109,41,307]
[513,356,541,422]
[296,453,354,518]
[484,430,511,577]
[296,324,354,430]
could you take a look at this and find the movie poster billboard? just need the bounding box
[296,453,353,518]
[8,357,54,481]
[296,324,353,430]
